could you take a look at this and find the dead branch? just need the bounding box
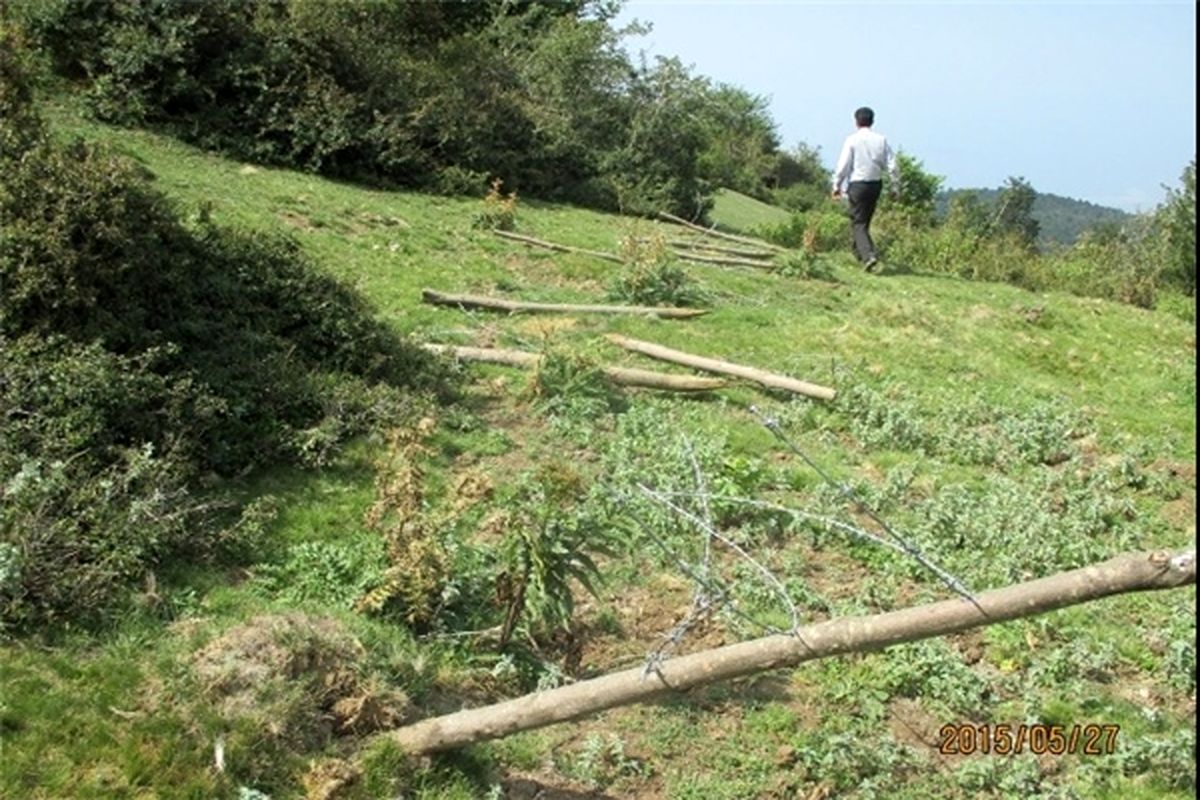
[422,344,727,393]
[421,289,708,319]
[605,334,836,401]
[384,549,1195,755]
[657,211,787,253]
[492,230,623,263]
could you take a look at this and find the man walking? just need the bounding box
[832,107,898,271]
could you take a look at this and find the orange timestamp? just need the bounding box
[938,723,1120,756]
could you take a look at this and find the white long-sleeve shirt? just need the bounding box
[832,127,898,193]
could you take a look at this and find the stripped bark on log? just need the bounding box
[422,344,727,392]
[421,289,708,319]
[657,211,787,253]
[605,334,836,400]
[384,549,1196,755]
[492,230,623,263]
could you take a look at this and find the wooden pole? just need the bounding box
[385,549,1196,755]
[671,250,777,270]
[667,239,776,259]
[657,211,787,253]
[422,344,727,392]
[492,230,623,263]
[605,334,836,401]
[421,289,708,319]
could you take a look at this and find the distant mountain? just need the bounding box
[935,189,1133,248]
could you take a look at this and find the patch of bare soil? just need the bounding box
[278,210,317,232]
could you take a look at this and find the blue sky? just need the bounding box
[613,1,1196,212]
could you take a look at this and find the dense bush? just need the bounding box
[16,0,719,218]
[0,49,446,629]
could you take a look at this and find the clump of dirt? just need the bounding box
[191,613,411,748]
[303,758,362,800]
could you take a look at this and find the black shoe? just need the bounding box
[863,257,879,272]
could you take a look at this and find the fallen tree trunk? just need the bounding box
[422,344,727,392]
[605,334,836,401]
[421,289,708,319]
[671,250,777,270]
[492,230,623,263]
[385,549,1195,755]
[657,211,787,253]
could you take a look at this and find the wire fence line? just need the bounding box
[612,409,981,678]
[749,404,978,605]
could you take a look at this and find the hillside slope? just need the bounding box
[4,105,1194,799]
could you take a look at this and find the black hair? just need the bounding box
[855,107,875,127]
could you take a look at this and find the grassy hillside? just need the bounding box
[709,188,793,233]
[2,104,1194,799]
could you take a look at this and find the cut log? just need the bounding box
[422,344,727,392]
[657,211,787,253]
[671,250,777,270]
[667,239,776,259]
[384,549,1196,755]
[421,289,708,319]
[492,230,623,263]
[605,334,836,401]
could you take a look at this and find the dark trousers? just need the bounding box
[847,180,883,263]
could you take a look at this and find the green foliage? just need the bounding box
[694,84,780,201]
[995,176,1041,249]
[605,56,714,218]
[16,1,729,217]
[472,178,518,231]
[495,467,614,645]
[530,348,628,418]
[254,539,386,610]
[554,733,648,789]
[609,232,709,307]
[1156,158,1196,296]
[770,141,829,212]
[1029,216,1169,308]
[881,151,943,226]
[0,336,203,629]
[758,207,847,253]
[0,27,45,159]
[0,88,445,630]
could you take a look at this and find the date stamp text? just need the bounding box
[938,723,1120,756]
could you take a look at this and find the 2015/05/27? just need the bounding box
[938,723,1120,756]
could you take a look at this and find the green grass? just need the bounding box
[709,187,793,233]
[2,101,1194,799]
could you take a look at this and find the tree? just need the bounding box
[771,142,828,213]
[604,56,713,218]
[888,151,943,225]
[945,190,990,236]
[694,83,781,200]
[994,176,1040,249]
[1156,158,1195,296]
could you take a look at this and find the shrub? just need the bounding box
[0,336,208,628]
[758,208,846,253]
[472,177,518,230]
[0,77,448,630]
[609,230,708,307]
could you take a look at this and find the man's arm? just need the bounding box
[831,137,852,197]
[885,140,900,196]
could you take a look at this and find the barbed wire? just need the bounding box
[749,404,979,607]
